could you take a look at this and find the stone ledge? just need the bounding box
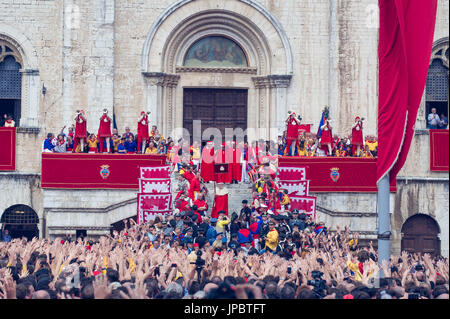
[0,172,40,178]
[317,205,376,217]
[48,226,111,231]
[17,127,40,134]
[397,176,449,183]
[176,66,258,74]
[45,197,136,214]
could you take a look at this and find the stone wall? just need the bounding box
[0,173,43,235]
[391,179,449,257]
[44,189,137,238]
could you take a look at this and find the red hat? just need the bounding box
[141,111,145,115]
[193,243,199,247]
[355,116,360,121]
[343,294,354,299]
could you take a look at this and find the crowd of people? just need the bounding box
[0,218,448,299]
[1,143,449,299]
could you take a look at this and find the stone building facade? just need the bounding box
[0,0,448,256]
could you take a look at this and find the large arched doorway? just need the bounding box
[1,205,39,240]
[401,214,441,256]
[0,40,22,127]
[142,1,293,142]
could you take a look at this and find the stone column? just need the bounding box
[269,75,292,137]
[252,75,291,141]
[19,69,40,128]
[143,72,165,130]
[142,72,180,138]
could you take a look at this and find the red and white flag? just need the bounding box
[138,193,172,212]
[289,195,316,218]
[138,211,172,224]
[278,180,309,196]
[140,166,171,179]
[277,166,306,181]
[139,178,171,194]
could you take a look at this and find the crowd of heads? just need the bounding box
[0,220,448,299]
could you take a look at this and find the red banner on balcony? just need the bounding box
[429,129,449,172]
[41,153,166,189]
[0,127,16,171]
[278,156,396,192]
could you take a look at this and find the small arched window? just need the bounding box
[183,36,248,68]
[0,40,23,127]
[425,39,449,129]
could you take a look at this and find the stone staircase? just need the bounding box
[204,182,253,216]
[171,173,253,216]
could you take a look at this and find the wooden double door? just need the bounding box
[401,214,441,256]
[183,88,247,144]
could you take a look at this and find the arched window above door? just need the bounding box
[183,36,248,68]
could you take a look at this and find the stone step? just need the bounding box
[170,174,253,215]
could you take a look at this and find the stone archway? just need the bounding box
[141,0,293,141]
[401,214,441,256]
[0,24,40,128]
[1,204,39,240]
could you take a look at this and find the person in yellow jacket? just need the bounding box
[264,222,279,252]
[346,250,374,282]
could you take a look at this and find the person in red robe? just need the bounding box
[188,172,201,201]
[137,111,150,153]
[73,110,87,152]
[351,116,364,157]
[200,141,215,182]
[98,109,112,153]
[320,116,333,156]
[211,183,229,218]
[227,141,242,183]
[194,193,208,216]
[215,143,232,184]
[284,111,301,156]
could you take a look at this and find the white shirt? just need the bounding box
[428,113,440,126]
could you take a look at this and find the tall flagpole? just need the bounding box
[377,172,391,278]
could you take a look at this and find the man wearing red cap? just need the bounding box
[98,109,112,153]
[137,111,150,153]
[320,116,333,156]
[200,141,215,182]
[351,116,364,157]
[215,142,232,184]
[73,110,87,152]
